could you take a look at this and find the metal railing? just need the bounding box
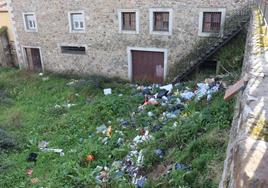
[256,0,268,24]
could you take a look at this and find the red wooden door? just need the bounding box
[132,50,164,83]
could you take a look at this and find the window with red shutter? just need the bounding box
[122,12,136,31]
[202,12,222,33]
[153,12,169,31]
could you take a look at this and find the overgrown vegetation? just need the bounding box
[212,31,247,75]
[186,31,247,82]
[0,68,235,187]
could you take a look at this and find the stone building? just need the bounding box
[7,0,249,82]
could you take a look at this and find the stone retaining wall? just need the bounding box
[220,8,268,188]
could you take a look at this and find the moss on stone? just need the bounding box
[250,119,268,141]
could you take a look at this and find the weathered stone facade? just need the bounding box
[8,0,248,80]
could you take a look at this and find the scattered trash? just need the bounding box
[152,125,163,132]
[144,98,159,106]
[157,89,169,98]
[38,141,64,156]
[41,148,64,156]
[38,73,44,77]
[96,124,107,134]
[63,103,76,108]
[224,78,247,101]
[135,176,146,188]
[42,77,49,81]
[120,120,130,127]
[107,126,112,138]
[27,153,38,163]
[96,169,109,183]
[115,171,124,178]
[26,168,33,176]
[140,128,146,136]
[66,79,79,86]
[102,137,109,145]
[147,111,154,117]
[38,141,49,149]
[87,77,222,186]
[112,161,122,169]
[160,84,173,94]
[118,94,123,97]
[54,103,75,109]
[142,88,151,95]
[154,149,164,159]
[117,138,124,146]
[175,163,189,171]
[86,154,95,162]
[104,88,112,95]
[31,178,39,184]
[172,121,178,128]
[180,91,195,100]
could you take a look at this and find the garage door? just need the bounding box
[131,50,164,83]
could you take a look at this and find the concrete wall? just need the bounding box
[9,0,248,79]
[220,9,268,188]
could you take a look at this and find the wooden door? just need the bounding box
[132,50,164,83]
[25,48,42,72]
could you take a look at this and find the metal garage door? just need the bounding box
[131,50,164,83]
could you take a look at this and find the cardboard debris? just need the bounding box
[224,79,246,101]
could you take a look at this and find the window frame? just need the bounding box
[68,11,86,33]
[149,8,173,36]
[23,12,38,32]
[198,8,226,37]
[118,9,140,34]
[58,44,87,55]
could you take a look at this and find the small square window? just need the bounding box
[122,12,136,31]
[118,9,139,34]
[198,8,226,37]
[23,13,37,31]
[153,12,169,32]
[202,12,222,33]
[149,8,173,35]
[69,12,85,32]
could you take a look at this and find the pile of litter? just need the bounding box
[94,78,222,187]
[27,77,224,187]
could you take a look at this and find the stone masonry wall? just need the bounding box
[9,0,248,80]
[220,9,268,188]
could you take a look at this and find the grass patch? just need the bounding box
[0,68,235,187]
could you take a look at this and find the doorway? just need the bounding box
[24,47,43,72]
